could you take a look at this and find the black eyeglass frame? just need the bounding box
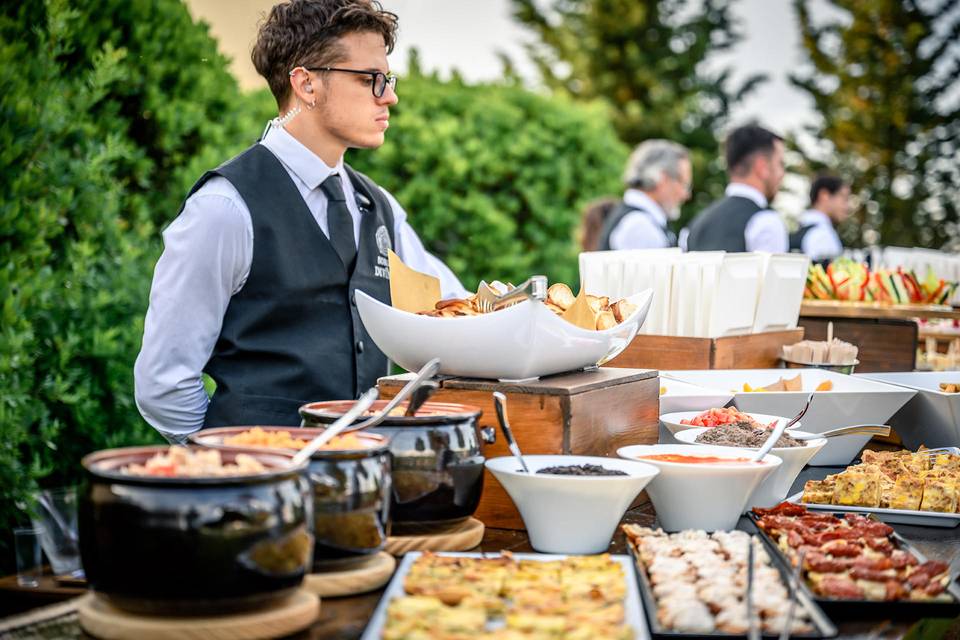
[304,67,398,98]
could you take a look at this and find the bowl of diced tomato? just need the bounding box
[659,407,797,438]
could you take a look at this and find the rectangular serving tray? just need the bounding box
[359,551,651,640]
[747,511,960,619]
[626,536,837,639]
[786,491,960,528]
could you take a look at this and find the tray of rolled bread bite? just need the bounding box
[355,280,653,381]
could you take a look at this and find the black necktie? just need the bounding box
[320,174,357,271]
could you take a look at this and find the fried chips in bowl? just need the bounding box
[355,281,653,381]
[416,282,640,332]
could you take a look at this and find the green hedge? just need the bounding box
[0,1,626,572]
[0,0,258,570]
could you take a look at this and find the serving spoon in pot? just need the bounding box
[342,358,442,433]
[291,387,379,466]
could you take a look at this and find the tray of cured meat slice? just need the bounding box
[749,502,960,618]
[622,524,836,639]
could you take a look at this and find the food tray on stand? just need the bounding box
[785,492,960,528]
[359,551,651,640]
[626,539,836,639]
[747,511,960,619]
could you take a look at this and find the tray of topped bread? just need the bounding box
[360,551,649,639]
[787,447,960,527]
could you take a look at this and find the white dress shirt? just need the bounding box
[135,124,468,439]
[725,183,789,253]
[798,209,843,261]
[609,189,672,250]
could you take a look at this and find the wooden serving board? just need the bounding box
[801,299,960,320]
[385,517,485,555]
[303,552,396,598]
[77,590,319,640]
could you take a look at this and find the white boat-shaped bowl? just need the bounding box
[674,428,827,509]
[356,289,653,380]
[661,369,915,466]
[616,444,781,532]
[856,371,960,450]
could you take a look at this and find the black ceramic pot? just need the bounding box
[300,400,495,528]
[79,446,312,615]
[192,427,392,571]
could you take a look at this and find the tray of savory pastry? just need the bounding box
[789,448,960,527]
[750,502,960,618]
[360,551,649,639]
[622,525,836,638]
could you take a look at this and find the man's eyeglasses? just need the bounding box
[305,67,398,98]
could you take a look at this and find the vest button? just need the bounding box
[356,340,364,354]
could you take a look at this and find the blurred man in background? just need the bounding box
[580,140,691,251]
[790,174,850,261]
[683,124,787,252]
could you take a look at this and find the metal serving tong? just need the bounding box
[789,424,891,441]
[475,275,548,313]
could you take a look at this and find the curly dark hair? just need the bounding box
[252,0,399,108]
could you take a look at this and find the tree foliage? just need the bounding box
[510,0,767,224]
[0,0,262,570]
[791,0,960,248]
[349,59,628,288]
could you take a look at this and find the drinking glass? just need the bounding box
[14,527,42,587]
[30,487,83,578]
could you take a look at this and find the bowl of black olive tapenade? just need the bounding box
[486,454,659,554]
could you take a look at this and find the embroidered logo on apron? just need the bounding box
[375,225,391,257]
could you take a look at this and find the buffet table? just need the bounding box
[3,467,958,639]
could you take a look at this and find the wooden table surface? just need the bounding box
[3,470,960,638]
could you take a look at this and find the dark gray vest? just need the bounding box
[597,201,677,250]
[685,195,763,252]
[183,144,395,428]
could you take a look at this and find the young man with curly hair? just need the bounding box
[135,0,465,441]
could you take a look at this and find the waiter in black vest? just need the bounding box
[134,0,466,442]
[684,124,787,253]
[596,140,692,250]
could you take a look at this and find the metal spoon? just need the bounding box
[291,388,379,466]
[752,413,791,463]
[404,380,439,416]
[493,391,529,473]
[785,393,815,429]
[341,358,441,433]
[789,424,891,441]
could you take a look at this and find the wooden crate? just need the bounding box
[606,328,805,371]
[378,367,659,529]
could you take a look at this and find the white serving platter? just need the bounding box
[855,371,960,450]
[660,369,915,466]
[356,288,653,381]
[359,551,651,640]
[785,492,960,528]
[752,253,810,333]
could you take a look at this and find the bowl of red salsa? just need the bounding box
[659,408,796,440]
[616,444,782,531]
